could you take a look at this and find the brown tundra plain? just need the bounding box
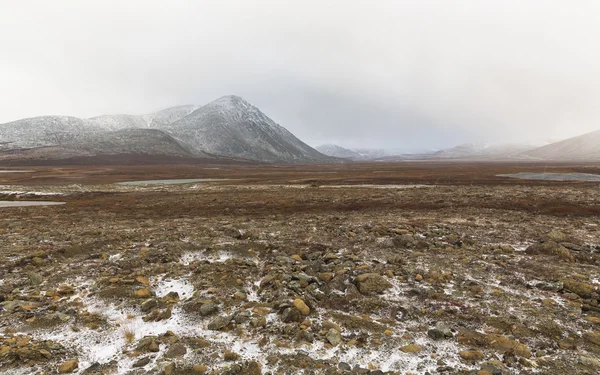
[1,162,600,375]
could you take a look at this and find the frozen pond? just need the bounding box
[115,178,233,186]
[0,201,65,208]
[498,172,600,181]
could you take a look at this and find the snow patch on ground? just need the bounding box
[180,250,234,265]
[153,276,195,300]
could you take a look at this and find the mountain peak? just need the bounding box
[211,94,246,104]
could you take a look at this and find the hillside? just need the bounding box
[0,129,209,162]
[521,129,600,161]
[164,95,333,163]
[0,96,334,164]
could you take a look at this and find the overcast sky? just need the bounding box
[1,1,599,150]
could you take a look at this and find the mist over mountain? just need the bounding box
[0,96,334,164]
[431,143,540,160]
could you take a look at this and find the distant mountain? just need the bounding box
[521,129,600,161]
[431,143,537,160]
[162,96,333,163]
[315,144,362,160]
[353,148,391,160]
[0,96,334,164]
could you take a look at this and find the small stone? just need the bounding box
[428,328,445,340]
[200,302,219,316]
[580,355,600,368]
[251,316,267,327]
[233,291,247,300]
[164,291,180,303]
[133,357,151,367]
[224,350,241,361]
[192,365,208,373]
[400,344,422,353]
[141,298,158,312]
[246,361,262,375]
[562,279,594,298]
[326,328,342,346]
[354,273,392,294]
[59,360,79,373]
[135,276,150,286]
[415,274,423,282]
[135,288,152,298]
[460,350,484,361]
[27,272,44,286]
[164,363,175,375]
[208,315,232,330]
[293,298,310,316]
[164,343,187,358]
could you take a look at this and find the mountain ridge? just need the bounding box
[0,96,334,164]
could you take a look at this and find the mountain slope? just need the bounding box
[164,95,333,163]
[315,144,362,160]
[0,96,336,164]
[0,129,208,162]
[521,129,600,161]
[432,143,537,160]
[88,114,148,130]
[0,116,105,150]
[145,105,199,128]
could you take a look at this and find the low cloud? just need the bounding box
[1,0,599,149]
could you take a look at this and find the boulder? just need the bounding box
[354,273,392,294]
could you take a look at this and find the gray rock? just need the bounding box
[427,328,446,340]
[326,328,342,346]
[200,302,219,316]
[208,315,232,330]
[164,343,187,358]
[132,357,151,367]
[281,307,302,323]
[141,298,158,312]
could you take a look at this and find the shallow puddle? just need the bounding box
[115,178,233,185]
[498,172,600,181]
[0,201,65,208]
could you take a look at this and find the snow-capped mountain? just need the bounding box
[315,144,363,160]
[88,114,148,131]
[0,116,105,149]
[163,95,332,163]
[0,96,334,163]
[520,129,600,161]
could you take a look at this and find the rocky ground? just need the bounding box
[1,163,600,374]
